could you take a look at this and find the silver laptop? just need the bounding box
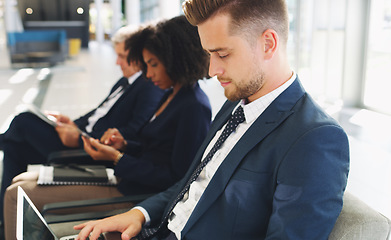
[16,186,105,240]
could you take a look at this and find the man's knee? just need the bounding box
[12,112,37,126]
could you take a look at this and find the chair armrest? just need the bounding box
[42,194,156,224]
[329,192,391,240]
[42,194,155,215]
[47,149,91,164]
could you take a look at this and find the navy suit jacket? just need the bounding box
[115,83,212,195]
[74,75,164,141]
[139,79,350,239]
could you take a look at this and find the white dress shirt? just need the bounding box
[85,71,141,133]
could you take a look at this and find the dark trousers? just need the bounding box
[0,112,75,221]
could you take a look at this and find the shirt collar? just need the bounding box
[127,71,142,85]
[236,71,297,124]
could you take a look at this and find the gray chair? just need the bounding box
[329,192,391,240]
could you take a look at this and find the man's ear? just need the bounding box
[262,29,278,60]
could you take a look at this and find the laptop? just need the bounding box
[16,186,106,240]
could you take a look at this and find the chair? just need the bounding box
[7,29,67,66]
[329,192,391,240]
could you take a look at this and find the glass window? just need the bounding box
[287,0,347,106]
[363,0,391,114]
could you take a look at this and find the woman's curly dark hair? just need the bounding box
[125,15,209,87]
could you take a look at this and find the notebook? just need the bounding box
[16,186,108,240]
[53,165,108,183]
[37,165,118,186]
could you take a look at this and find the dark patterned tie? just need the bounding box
[135,106,246,240]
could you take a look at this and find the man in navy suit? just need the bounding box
[76,1,350,239]
[0,26,164,222]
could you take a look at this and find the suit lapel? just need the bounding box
[181,79,305,235]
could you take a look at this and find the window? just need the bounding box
[287,0,347,106]
[363,0,391,114]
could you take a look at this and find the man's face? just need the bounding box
[198,14,265,102]
[114,41,137,78]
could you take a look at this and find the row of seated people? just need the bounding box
[0,15,212,240]
[1,0,351,238]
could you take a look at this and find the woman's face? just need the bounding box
[142,48,174,90]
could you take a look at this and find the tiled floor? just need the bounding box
[0,39,390,225]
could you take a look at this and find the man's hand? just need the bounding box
[55,122,81,148]
[47,113,72,125]
[100,128,127,151]
[82,136,119,161]
[74,208,145,240]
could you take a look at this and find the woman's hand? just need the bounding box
[100,128,127,151]
[82,136,120,161]
[74,209,145,240]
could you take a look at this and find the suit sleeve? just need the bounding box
[265,124,349,239]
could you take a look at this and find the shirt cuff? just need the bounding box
[132,206,151,226]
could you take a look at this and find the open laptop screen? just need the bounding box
[17,186,108,240]
[17,186,56,239]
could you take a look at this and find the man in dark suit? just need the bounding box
[75,1,350,239]
[0,26,164,222]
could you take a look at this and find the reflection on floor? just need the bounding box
[0,41,390,224]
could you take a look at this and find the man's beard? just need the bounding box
[220,71,265,102]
